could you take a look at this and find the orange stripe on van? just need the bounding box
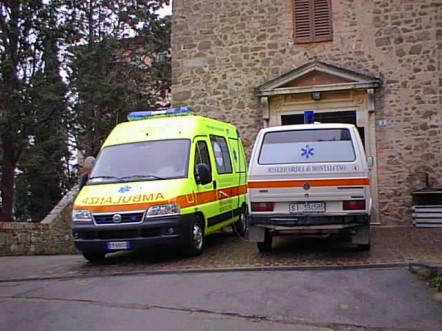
[247,178,369,189]
[74,184,248,213]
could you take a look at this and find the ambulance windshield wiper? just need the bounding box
[120,174,166,181]
[89,175,124,182]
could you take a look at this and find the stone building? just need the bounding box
[170,0,442,225]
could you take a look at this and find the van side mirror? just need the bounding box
[195,163,212,185]
[367,156,374,168]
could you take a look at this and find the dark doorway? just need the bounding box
[281,111,365,147]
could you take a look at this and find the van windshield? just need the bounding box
[258,129,356,164]
[89,139,191,184]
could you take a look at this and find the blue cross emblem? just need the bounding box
[301,145,314,159]
[118,185,132,193]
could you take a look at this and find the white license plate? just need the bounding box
[289,202,326,213]
[106,241,130,250]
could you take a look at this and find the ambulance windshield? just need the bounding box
[258,129,356,164]
[89,139,191,183]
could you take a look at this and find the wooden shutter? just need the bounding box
[294,0,332,43]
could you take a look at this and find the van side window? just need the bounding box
[195,141,212,173]
[210,135,233,174]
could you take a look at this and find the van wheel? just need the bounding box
[257,230,272,252]
[184,217,204,257]
[232,207,248,237]
[82,251,106,262]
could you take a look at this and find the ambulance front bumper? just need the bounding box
[72,214,194,252]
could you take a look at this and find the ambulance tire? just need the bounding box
[82,250,106,262]
[232,207,248,237]
[357,243,371,251]
[357,236,371,251]
[257,230,272,252]
[184,217,204,257]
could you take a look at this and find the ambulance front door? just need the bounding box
[194,139,219,230]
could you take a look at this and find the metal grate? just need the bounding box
[412,205,442,228]
[93,212,144,225]
[412,190,442,228]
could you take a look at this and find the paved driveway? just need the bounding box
[0,226,441,281]
[0,226,441,331]
[1,265,442,331]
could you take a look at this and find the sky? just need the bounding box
[158,3,172,17]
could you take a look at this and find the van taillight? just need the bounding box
[251,202,274,212]
[343,200,366,210]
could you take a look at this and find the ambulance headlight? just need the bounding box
[72,209,93,223]
[145,203,180,217]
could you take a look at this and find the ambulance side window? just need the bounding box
[210,135,233,174]
[195,141,212,173]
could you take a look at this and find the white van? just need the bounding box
[247,120,372,252]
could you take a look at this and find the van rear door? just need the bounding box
[248,124,371,219]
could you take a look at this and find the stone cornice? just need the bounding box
[256,60,381,96]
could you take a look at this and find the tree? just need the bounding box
[0,1,46,221]
[0,0,171,221]
[66,0,170,157]
[14,1,71,222]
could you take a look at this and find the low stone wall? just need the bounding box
[0,189,79,256]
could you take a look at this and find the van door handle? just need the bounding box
[213,180,217,190]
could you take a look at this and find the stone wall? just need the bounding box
[171,0,442,225]
[0,189,78,256]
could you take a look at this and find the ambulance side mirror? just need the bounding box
[195,163,212,185]
[78,173,88,190]
[79,156,96,190]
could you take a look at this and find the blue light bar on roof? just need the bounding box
[304,110,314,124]
[127,106,192,121]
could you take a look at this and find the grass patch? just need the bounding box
[431,275,442,292]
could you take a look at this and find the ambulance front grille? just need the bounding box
[93,212,144,225]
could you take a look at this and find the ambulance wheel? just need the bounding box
[357,243,371,251]
[232,207,248,237]
[357,237,371,251]
[82,251,106,262]
[257,230,272,252]
[185,217,204,257]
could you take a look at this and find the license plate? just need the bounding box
[106,241,130,250]
[289,202,326,213]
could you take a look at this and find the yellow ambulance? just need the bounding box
[72,107,248,261]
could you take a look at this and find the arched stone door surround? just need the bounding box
[256,61,381,223]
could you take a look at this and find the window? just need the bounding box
[89,139,190,183]
[195,141,212,174]
[293,0,332,43]
[258,129,356,164]
[210,135,233,174]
